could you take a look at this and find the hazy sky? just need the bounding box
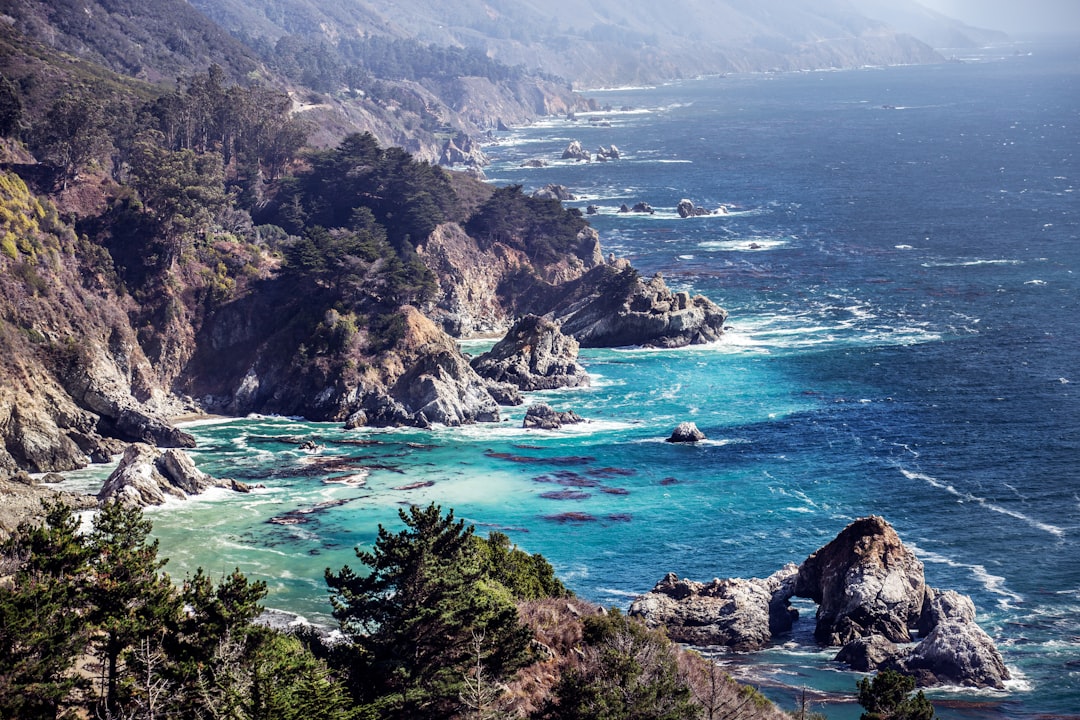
[917,0,1080,34]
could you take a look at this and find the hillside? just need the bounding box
[189,0,1005,88]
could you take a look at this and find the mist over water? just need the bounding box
[72,40,1080,718]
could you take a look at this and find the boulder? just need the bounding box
[677,199,713,218]
[521,159,548,168]
[631,201,654,214]
[545,266,727,348]
[523,404,585,430]
[596,144,620,160]
[895,619,1011,689]
[97,443,227,507]
[628,565,797,651]
[561,140,591,161]
[586,204,599,215]
[484,380,524,407]
[667,422,705,443]
[918,587,977,636]
[834,635,902,672]
[794,516,927,645]
[470,315,590,391]
[532,184,576,202]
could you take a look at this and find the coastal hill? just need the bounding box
[0,0,997,479]
[188,0,1006,88]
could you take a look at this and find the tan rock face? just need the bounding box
[795,515,926,645]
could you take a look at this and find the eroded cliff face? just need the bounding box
[0,171,194,475]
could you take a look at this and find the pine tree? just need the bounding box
[326,503,533,719]
[856,669,935,720]
[0,500,92,719]
[86,501,181,716]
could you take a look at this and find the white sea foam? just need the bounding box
[900,469,1065,539]
[906,540,1025,610]
[921,258,1024,268]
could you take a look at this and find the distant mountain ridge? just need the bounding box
[189,0,1007,87]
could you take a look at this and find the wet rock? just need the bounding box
[677,199,713,218]
[667,422,705,443]
[561,140,591,161]
[596,144,620,160]
[794,516,926,645]
[523,404,585,430]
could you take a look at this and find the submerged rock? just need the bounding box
[794,515,926,645]
[666,422,705,443]
[471,315,590,392]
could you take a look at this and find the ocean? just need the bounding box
[61,39,1079,718]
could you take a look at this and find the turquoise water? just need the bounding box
[66,40,1080,718]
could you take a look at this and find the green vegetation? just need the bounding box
[465,184,589,265]
[326,503,536,719]
[857,669,935,720]
[538,609,699,720]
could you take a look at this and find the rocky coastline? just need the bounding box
[629,516,1011,689]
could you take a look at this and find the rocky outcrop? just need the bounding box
[794,515,926,645]
[97,443,230,507]
[383,307,501,427]
[439,132,489,168]
[532,184,575,202]
[631,516,1009,688]
[619,202,654,214]
[523,404,585,430]
[629,565,798,651]
[561,140,590,161]
[677,199,716,218]
[595,145,620,161]
[834,635,901,672]
[666,422,705,443]
[544,266,727,348]
[0,474,97,540]
[470,315,590,391]
[895,617,1010,689]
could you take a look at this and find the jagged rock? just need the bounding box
[521,158,548,168]
[523,404,585,430]
[546,266,727,348]
[388,309,501,426]
[561,140,590,161]
[794,516,927,645]
[677,199,713,218]
[586,204,599,215]
[596,144,620,160]
[439,132,489,168]
[470,315,590,391]
[834,635,902,672]
[918,586,977,635]
[895,619,1011,689]
[97,443,228,507]
[532,184,576,202]
[628,565,798,651]
[484,380,524,407]
[0,475,97,540]
[667,422,705,443]
[621,201,654,214]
